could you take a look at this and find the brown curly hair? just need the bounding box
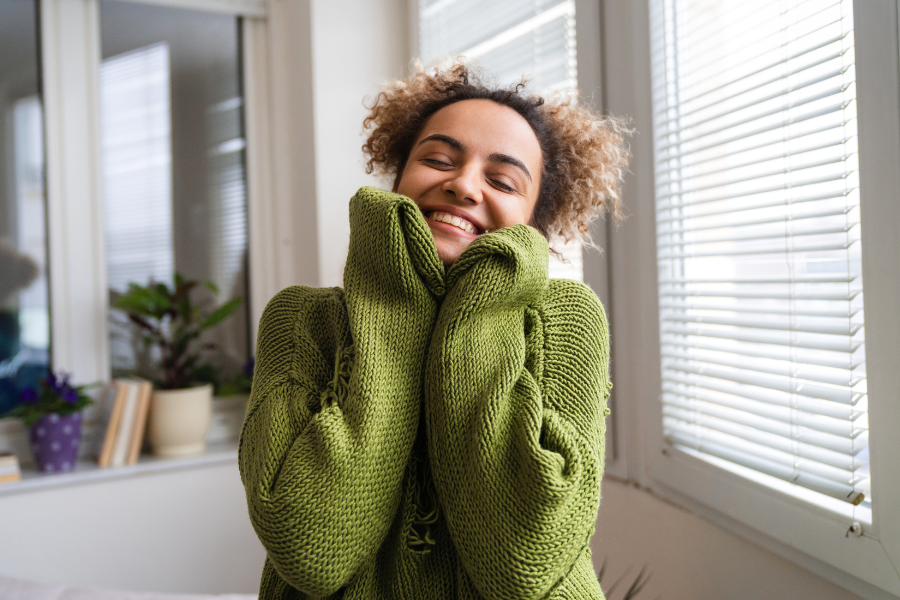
[361,62,630,247]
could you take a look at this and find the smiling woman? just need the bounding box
[239,62,631,599]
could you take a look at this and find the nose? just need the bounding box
[442,164,483,204]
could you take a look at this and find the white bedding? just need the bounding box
[0,576,257,600]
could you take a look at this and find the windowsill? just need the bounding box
[0,441,238,498]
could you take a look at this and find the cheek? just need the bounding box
[396,163,442,199]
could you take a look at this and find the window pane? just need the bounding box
[100,1,250,386]
[650,0,869,513]
[0,0,49,414]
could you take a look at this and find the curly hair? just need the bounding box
[362,62,631,248]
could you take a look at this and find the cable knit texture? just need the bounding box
[239,187,611,600]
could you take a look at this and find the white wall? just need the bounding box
[593,478,864,600]
[310,0,409,287]
[263,0,409,292]
[0,462,265,594]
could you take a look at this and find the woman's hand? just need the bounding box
[239,187,446,598]
[424,227,610,600]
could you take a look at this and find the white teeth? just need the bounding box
[429,211,478,235]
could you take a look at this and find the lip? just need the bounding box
[420,204,488,235]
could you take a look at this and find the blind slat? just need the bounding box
[663,411,864,473]
[658,206,853,234]
[661,335,863,371]
[660,300,860,319]
[662,312,861,336]
[663,359,859,404]
[661,324,862,354]
[661,347,862,387]
[659,223,855,247]
[656,119,851,182]
[661,388,866,436]
[663,395,865,452]
[662,375,864,421]
[658,45,847,127]
[656,100,849,164]
[657,190,851,222]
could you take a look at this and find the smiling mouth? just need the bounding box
[426,211,481,235]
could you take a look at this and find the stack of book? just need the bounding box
[97,379,153,468]
[0,452,20,484]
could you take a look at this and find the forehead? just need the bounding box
[415,99,542,166]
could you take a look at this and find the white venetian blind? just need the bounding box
[100,42,175,293]
[650,0,869,508]
[419,0,583,280]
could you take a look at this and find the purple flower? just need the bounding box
[20,387,39,404]
[62,387,79,404]
[45,371,59,392]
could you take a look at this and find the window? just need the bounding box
[417,0,584,280]
[650,0,869,515]
[0,0,48,415]
[601,0,900,595]
[98,1,250,381]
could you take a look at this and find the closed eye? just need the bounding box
[423,158,451,167]
[491,179,515,193]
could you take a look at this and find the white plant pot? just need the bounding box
[147,384,213,458]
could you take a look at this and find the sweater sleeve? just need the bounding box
[424,225,610,600]
[238,187,445,598]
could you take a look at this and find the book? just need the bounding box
[98,381,129,468]
[0,452,21,484]
[111,381,140,468]
[125,379,153,465]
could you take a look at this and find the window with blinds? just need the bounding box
[418,0,583,280]
[650,0,869,509]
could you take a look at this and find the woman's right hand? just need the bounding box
[239,187,445,598]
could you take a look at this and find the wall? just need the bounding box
[0,462,265,594]
[263,0,409,292]
[310,0,410,287]
[593,478,864,600]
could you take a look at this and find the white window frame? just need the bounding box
[597,0,900,597]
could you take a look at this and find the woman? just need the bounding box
[239,63,629,599]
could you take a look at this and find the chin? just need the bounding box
[434,240,469,267]
[437,251,461,267]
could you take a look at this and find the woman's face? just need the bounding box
[394,99,543,266]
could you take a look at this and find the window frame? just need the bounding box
[598,0,900,597]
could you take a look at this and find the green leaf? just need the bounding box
[201,297,242,330]
[204,280,220,295]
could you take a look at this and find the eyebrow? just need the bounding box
[417,133,532,182]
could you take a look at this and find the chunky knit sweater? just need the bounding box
[239,187,611,600]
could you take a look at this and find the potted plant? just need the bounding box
[111,273,241,458]
[2,371,94,473]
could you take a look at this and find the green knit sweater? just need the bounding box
[239,187,611,600]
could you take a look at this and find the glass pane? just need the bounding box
[100,1,250,388]
[0,0,50,415]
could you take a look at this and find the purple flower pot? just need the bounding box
[29,412,82,473]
